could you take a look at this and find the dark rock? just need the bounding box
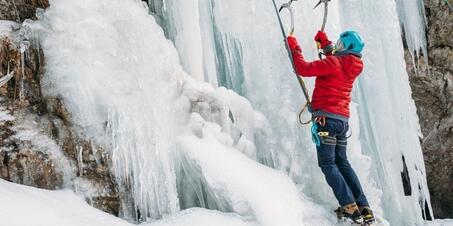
[0,21,120,216]
[1,148,63,189]
[0,0,49,22]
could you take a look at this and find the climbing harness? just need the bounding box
[314,0,331,59]
[311,116,327,146]
[271,0,312,125]
[311,122,321,146]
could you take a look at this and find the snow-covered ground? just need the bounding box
[1,179,451,226]
[0,179,254,226]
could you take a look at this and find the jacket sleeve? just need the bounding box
[289,38,341,77]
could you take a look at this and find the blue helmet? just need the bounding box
[335,31,365,54]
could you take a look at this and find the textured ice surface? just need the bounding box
[0,20,17,36]
[156,0,432,225]
[36,0,182,221]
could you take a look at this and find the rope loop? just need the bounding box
[298,102,312,125]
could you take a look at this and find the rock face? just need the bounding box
[406,1,453,218]
[0,0,49,22]
[0,4,120,216]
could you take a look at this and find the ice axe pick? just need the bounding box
[278,0,299,35]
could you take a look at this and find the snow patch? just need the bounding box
[0,179,252,226]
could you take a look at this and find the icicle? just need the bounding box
[395,0,428,63]
[76,145,84,176]
[19,43,26,100]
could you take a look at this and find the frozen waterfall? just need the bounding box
[32,0,433,225]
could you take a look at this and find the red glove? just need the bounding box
[314,31,332,49]
[287,36,301,52]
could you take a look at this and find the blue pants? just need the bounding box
[315,117,369,207]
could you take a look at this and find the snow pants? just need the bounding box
[315,117,369,207]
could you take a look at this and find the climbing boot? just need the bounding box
[359,206,375,225]
[335,203,363,224]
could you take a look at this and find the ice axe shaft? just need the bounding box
[314,0,330,32]
[271,0,312,125]
[314,0,330,59]
[278,0,298,35]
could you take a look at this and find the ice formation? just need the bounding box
[149,0,432,225]
[6,0,434,225]
[395,0,428,60]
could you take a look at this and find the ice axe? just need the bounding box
[314,0,331,59]
[271,0,312,125]
[278,0,298,35]
[314,0,330,32]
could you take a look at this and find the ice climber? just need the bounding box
[287,31,375,224]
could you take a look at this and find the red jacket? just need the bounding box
[287,37,363,118]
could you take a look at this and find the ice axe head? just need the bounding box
[314,0,330,9]
[279,0,299,12]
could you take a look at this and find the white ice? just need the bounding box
[395,0,428,60]
[0,20,17,36]
[24,0,437,225]
[36,0,183,221]
[156,0,433,225]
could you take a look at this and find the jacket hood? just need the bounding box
[337,54,363,76]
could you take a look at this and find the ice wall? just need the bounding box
[152,0,432,225]
[35,0,337,225]
[33,0,433,225]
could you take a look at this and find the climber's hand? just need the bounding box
[314,31,332,49]
[287,36,300,52]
